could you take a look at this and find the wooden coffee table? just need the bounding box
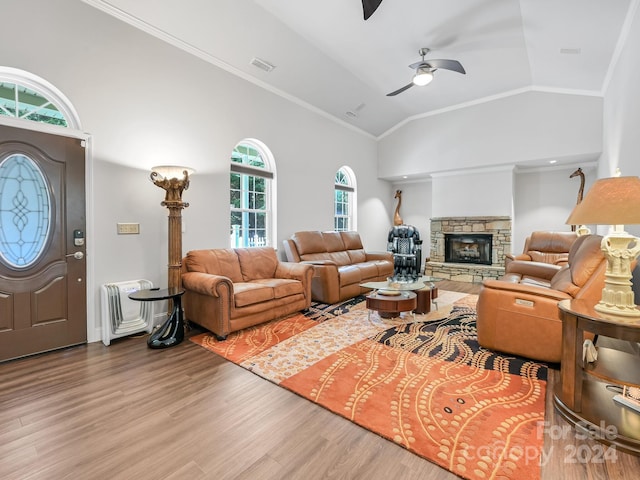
[366,291,417,319]
[361,276,441,315]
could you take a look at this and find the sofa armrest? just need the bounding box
[181,272,234,338]
[481,278,571,301]
[505,260,562,280]
[182,272,233,297]
[504,252,532,269]
[301,259,338,266]
[275,262,313,303]
[365,251,394,262]
[507,253,533,262]
[477,279,571,363]
[300,262,340,304]
[275,262,313,282]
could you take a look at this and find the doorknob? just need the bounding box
[66,251,84,260]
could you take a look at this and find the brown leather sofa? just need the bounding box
[282,231,394,304]
[477,234,605,363]
[181,247,313,340]
[505,231,578,269]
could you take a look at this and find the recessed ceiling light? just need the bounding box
[549,160,557,164]
[402,175,408,179]
[560,48,581,55]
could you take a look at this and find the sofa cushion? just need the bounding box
[338,265,362,286]
[292,231,326,255]
[347,249,367,264]
[326,251,351,266]
[550,235,604,296]
[236,247,278,281]
[322,231,346,252]
[253,278,304,298]
[340,231,364,250]
[185,249,243,283]
[233,282,274,307]
[355,261,379,280]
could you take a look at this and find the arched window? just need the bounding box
[334,167,356,231]
[0,67,80,129]
[230,139,276,247]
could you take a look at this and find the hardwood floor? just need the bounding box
[1,280,638,479]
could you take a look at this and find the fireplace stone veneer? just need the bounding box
[424,216,511,282]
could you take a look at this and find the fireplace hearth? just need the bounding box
[445,233,492,265]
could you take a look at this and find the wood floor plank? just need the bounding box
[1,280,639,479]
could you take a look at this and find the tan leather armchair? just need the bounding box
[477,234,605,363]
[505,231,578,269]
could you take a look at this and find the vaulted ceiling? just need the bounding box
[83,0,634,137]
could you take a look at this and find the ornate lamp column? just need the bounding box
[150,165,194,292]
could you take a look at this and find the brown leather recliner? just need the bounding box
[476,234,605,363]
[504,231,578,269]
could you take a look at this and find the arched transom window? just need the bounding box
[0,67,80,129]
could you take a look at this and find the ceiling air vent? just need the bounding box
[250,57,276,72]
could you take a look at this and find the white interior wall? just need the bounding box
[0,0,389,343]
[389,181,433,258]
[3,1,640,344]
[377,91,603,178]
[512,165,596,253]
[431,168,514,218]
[602,2,640,298]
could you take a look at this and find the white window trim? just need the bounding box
[230,138,277,248]
[335,166,357,231]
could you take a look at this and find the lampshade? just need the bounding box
[565,175,640,318]
[151,165,195,180]
[566,176,640,226]
[412,67,434,86]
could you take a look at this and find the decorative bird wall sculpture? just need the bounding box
[569,167,585,232]
[393,190,403,226]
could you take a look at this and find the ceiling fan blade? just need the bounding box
[362,0,384,20]
[408,61,427,70]
[425,59,466,74]
[386,83,414,97]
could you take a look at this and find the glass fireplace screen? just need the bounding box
[444,233,492,265]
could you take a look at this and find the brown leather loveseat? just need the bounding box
[181,247,313,340]
[476,234,605,363]
[282,231,394,304]
[504,230,578,269]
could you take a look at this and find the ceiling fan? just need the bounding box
[362,0,384,20]
[387,48,466,97]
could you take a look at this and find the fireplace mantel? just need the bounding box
[424,216,511,283]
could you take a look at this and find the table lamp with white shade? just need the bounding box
[565,175,640,319]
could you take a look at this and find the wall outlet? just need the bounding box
[117,223,140,235]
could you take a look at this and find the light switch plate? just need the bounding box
[117,223,140,235]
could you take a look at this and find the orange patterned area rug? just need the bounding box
[191,292,547,480]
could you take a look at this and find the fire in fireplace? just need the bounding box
[444,233,493,265]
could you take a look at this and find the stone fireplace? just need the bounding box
[424,216,511,282]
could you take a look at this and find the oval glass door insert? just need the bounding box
[0,153,52,268]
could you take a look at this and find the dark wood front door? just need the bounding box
[0,124,86,362]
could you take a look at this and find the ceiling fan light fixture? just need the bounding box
[412,67,434,86]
